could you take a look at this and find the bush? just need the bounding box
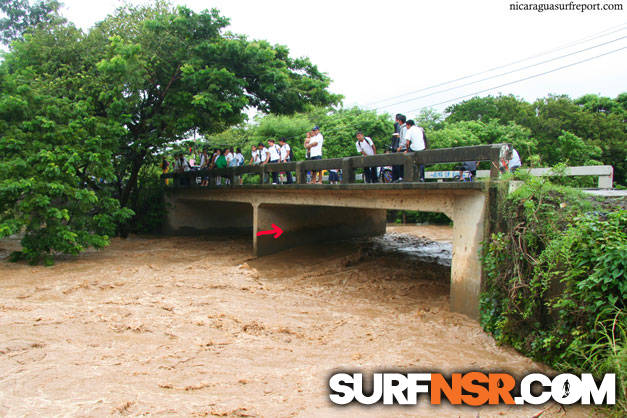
[481,176,626,412]
[124,165,168,234]
[387,210,451,225]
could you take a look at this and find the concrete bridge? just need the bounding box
[164,144,511,319]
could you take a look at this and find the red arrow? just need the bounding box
[256,223,283,239]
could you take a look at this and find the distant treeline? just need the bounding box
[182,93,625,186]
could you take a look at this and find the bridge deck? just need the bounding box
[172,181,486,193]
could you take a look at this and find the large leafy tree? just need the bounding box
[428,119,537,159]
[445,94,535,126]
[0,1,340,262]
[0,0,63,44]
[0,25,132,264]
[89,2,341,206]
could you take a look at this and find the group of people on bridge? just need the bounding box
[162,116,521,186]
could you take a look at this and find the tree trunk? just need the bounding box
[119,152,145,208]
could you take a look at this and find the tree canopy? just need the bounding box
[444,93,625,183]
[0,0,624,264]
[0,1,341,262]
[0,0,63,44]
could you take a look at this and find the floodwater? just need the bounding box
[0,226,594,417]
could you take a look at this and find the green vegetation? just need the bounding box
[387,211,451,225]
[481,176,626,412]
[196,93,625,187]
[0,0,339,262]
[0,0,64,43]
[0,1,625,411]
[444,94,624,184]
[197,106,393,161]
[0,0,624,266]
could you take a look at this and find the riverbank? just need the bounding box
[0,229,594,416]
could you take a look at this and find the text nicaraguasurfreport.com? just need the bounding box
[510,1,624,12]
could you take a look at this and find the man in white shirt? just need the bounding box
[307,126,324,184]
[404,120,426,181]
[356,132,378,183]
[278,137,293,184]
[266,139,282,184]
[404,120,425,152]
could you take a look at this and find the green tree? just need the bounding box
[445,94,535,126]
[312,107,393,159]
[89,2,341,207]
[575,93,626,116]
[531,95,624,180]
[249,113,313,160]
[0,30,132,264]
[413,107,444,131]
[0,1,340,261]
[445,93,626,184]
[0,0,63,44]
[429,119,536,157]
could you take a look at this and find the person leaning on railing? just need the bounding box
[391,114,407,182]
[210,149,227,186]
[266,139,282,184]
[404,119,426,181]
[249,144,259,165]
[355,131,378,183]
[278,137,293,184]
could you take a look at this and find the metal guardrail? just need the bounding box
[163,143,512,187]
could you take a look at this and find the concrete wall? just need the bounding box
[254,204,386,256]
[164,197,253,235]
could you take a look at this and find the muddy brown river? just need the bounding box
[0,226,595,417]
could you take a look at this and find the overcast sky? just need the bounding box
[58,0,626,117]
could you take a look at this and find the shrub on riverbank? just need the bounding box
[481,176,626,412]
[122,166,168,235]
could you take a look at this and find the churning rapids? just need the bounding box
[0,226,592,417]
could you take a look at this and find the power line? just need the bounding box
[373,35,626,111]
[363,22,626,108]
[400,46,626,114]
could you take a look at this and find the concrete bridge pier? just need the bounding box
[253,203,387,257]
[449,193,489,319]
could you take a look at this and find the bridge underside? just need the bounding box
[164,183,492,319]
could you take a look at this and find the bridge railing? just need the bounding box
[424,165,614,188]
[162,143,511,187]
